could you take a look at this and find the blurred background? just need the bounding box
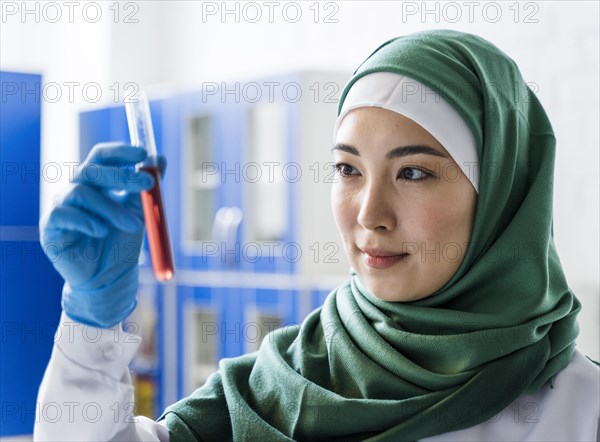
[1,1,598,438]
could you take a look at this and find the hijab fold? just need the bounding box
[160,30,580,441]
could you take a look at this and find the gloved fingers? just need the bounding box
[73,163,155,192]
[62,184,144,233]
[87,142,148,166]
[89,144,167,177]
[45,205,109,238]
[76,143,158,191]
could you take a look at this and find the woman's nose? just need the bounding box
[356,181,397,231]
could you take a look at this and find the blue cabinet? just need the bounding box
[177,74,312,275]
[0,71,63,437]
[178,282,301,397]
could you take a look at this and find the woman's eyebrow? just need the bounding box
[331,143,448,159]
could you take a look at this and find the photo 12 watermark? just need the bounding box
[400,1,540,24]
[1,1,141,24]
[1,80,141,104]
[0,319,141,345]
[200,1,340,24]
[199,80,341,104]
[1,400,139,424]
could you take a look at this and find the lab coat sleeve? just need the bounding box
[33,311,170,442]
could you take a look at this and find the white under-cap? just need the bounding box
[333,72,479,193]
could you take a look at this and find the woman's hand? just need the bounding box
[39,143,167,328]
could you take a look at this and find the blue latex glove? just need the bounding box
[39,143,167,328]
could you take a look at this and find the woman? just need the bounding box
[35,30,599,441]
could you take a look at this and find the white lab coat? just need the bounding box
[34,311,600,441]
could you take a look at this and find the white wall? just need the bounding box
[1,1,597,358]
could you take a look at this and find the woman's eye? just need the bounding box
[333,163,359,177]
[399,167,429,181]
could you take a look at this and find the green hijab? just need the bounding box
[159,30,580,440]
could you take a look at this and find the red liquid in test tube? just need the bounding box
[139,165,174,281]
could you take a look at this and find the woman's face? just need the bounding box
[331,107,477,302]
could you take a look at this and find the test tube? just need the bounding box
[125,92,175,281]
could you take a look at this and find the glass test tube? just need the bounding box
[125,92,175,281]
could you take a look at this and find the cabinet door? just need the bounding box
[176,283,306,398]
[178,90,245,271]
[0,71,63,437]
[178,284,222,397]
[238,76,299,275]
[242,102,295,273]
[239,287,300,354]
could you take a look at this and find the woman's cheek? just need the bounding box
[408,205,463,261]
[331,187,354,233]
[411,204,447,240]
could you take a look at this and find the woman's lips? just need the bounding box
[360,248,409,269]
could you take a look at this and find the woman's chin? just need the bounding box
[361,278,426,303]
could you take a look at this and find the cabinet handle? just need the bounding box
[212,207,243,265]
